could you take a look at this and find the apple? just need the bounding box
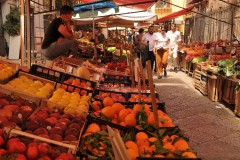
[3,105,19,112]
[65,128,79,137]
[64,134,77,141]
[33,127,48,135]
[68,123,81,130]
[58,118,71,125]
[50,113,61,119]
[49,134,63,141]
[46,117,58,125]
[49,128,63,137]
[54,123,67,132]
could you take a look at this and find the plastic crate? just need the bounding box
[29,64,65,82]
[103,73,132,84]
[61,73,97,91]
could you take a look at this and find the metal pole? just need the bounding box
[26,0,31,67]
[92,5,95,39]
[20,0,25,65]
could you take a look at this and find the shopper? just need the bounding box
[167,23,181,72]
[155,26,169,79]
[134,28,145,58]
[95,28,105,44]
[141,25,157,71]
[41,5,79,60]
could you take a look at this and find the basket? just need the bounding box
[29,64,65,82]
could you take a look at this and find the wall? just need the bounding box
[1,0,19,45]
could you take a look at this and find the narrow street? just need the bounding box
[154,71,240,160]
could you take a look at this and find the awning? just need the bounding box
[154,5,195,24]
[113,0,156,10]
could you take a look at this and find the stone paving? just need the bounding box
[154,71,240,160]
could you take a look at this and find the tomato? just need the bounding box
[0,149,7,158]
[8,141,26,154]
[38,143,49,154]
[6,137,20,148]
[37,155,51,160]
[27,146,39,159]
[0,136,5,146]
[10,153,27,160]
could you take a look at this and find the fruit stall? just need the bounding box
[181,40,240,116]
[0,57,202,160]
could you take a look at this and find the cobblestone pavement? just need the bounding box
[154,71,240,160]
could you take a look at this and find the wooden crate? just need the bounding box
[193,69,201,90]
[199,72,208,96]
[207,76,223,102]
[234,91,240,117]
[222,79,237,104]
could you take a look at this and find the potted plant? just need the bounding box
[2,6,20,59]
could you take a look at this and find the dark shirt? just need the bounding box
[98,33,105,44]
[41,18,64,49]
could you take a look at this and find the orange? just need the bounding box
[103,97,115,107]
[136,139,150,146]
[125,141,138,151]
[127,149,139,160]
[174,139,190,151]
[149,145,156,152]
[118,109,131,122]
[112,119,118,124]
[166,153,176,158]
[162,121,175,127]
[125,113,137,126]
[128,97,135,102]
[136,132,148,142]
[119,121,126,127]
[154,154,165,158]
[182,151,197,158]
[148,137,157,143]
[163,142,176,152]
[157,110,164,117]
[170,135,179,142]
[132,104,141,113]
[85,123,100,133]
[101,106,116,119]
[112,103,125,114]
[162,135,170,144]
[138,145,152,155]
[92,101,102,111]
[72,79,81,86]
[144,105,151,114]
[147,112,155,125]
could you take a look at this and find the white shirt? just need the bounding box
[142,33,157,51]
[167,30,181,49]
[155,32,168,49]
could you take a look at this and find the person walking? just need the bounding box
[155,26,169,79]
[141,25,157,71]
[41,5,79,60]
[167,23,181,72]
[134,28,145,58]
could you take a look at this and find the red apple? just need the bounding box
[49,134,63,141]
[54,123,67,132]
[65,128,79,137]
[64,134,77,141]
[3,105,19,112]
[58,118,71,125]
[25,120,40,131]
[49,128,63,136]
[46,117,58,125]
[33,127,48,135]
[50,113,61,119]
[68,123,81,130]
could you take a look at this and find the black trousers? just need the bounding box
[148,51,155,71]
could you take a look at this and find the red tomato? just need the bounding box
[0,149,7,158]
[37,155,51,160]
[38,143,49,154]
[6,138,20,148]
[0,136,5,146]
[10,153,27,160]
[26,146,39,159]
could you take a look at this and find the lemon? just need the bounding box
[64,107,76,115]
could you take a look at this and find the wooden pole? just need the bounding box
[26,0,31,68]
[137,67,141,102]
[20,0,25,66]
[138,59,146,89]
[146,60,159,128]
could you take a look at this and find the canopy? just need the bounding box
[113,0,156,10]
[73,1,116,12]
[154,5,194,23]
[188,0,203,4]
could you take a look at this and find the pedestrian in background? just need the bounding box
[155,26,169,79]
[167,23,181,72]
[134,28,145,58]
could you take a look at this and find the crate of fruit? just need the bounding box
[61,73,97,91]
[29,64,66,82]
[0,59,19,83]
[22,98,87,147]
[76,115,134,160]
[0,88,39,130]
[127,92,161,105]
[1,70,56,99]
[93,89,128,103]
[1,127,77,159]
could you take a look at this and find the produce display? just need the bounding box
[6,75,54,98]
[48,88,90,115]
[0,129,74,160]
[0,93,37,129]
[25,106,85,143]
[0,63,16,82]
[107,62,127,72]
[217,59,240,78]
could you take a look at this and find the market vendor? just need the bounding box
[41,5,79,60]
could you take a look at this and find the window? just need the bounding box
[155,0,171,8]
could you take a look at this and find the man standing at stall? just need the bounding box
[167,23,181,72]
[41,5,79,60]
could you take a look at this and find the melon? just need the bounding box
[76,67,91,80]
